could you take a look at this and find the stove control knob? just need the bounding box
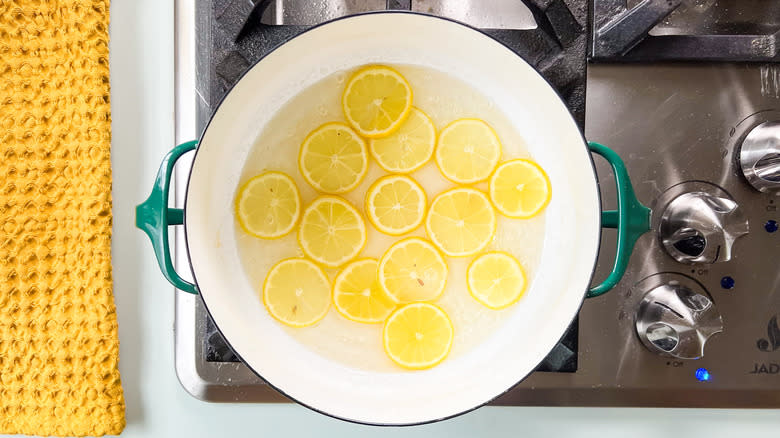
[740,121,780,194]
[658,190,748,264]
[635,283,723,359]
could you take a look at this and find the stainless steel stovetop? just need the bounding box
[172,0,780,406]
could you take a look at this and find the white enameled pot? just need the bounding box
[137,12,650,425]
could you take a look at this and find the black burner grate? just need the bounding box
[590,0,780,61]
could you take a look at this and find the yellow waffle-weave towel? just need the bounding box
[0,0,125,436]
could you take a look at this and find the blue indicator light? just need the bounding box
[765,220,778,233]
[695,368,711,382]
[720,276,735,290]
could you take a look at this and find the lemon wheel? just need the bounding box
[435,118,501,184]
[377,237,448,303]
[235,171,301,239]
[467,252,527,309]
[425,187,496,257]
[488,159,551,218]
[342,65,413,138]
[298,196,367,268]
[383,303,454,369]
[333,258,397,324]
[298,122,369,194]
[369,107,435,173]
[263,258,331,327]
[365,175,427,236]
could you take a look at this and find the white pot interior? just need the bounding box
[185,12,601,425]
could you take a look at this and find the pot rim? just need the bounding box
[183,10,601,426]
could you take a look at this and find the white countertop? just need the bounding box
[9,1,774,436]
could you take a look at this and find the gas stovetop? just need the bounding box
[173,0,780,406]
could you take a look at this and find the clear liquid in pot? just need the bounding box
[235,65,546,372]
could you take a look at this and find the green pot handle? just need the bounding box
[586,142,651,298]
[134,140,646,298]
[135,141,199,295]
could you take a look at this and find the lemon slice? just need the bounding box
[435,118,501,183]
[235,171,301,239]
[298,196,367,268]
[369,107,435,173]
[333,258,396,324]
[467,252,527,309]
[489,159,551,218]
[425,188,496,257]
[299,122,369,194]
[365,175,427,236]
[263,258,331,327]
[383,303,454,369]
[342,65,413,138]
[378,237,448,303]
